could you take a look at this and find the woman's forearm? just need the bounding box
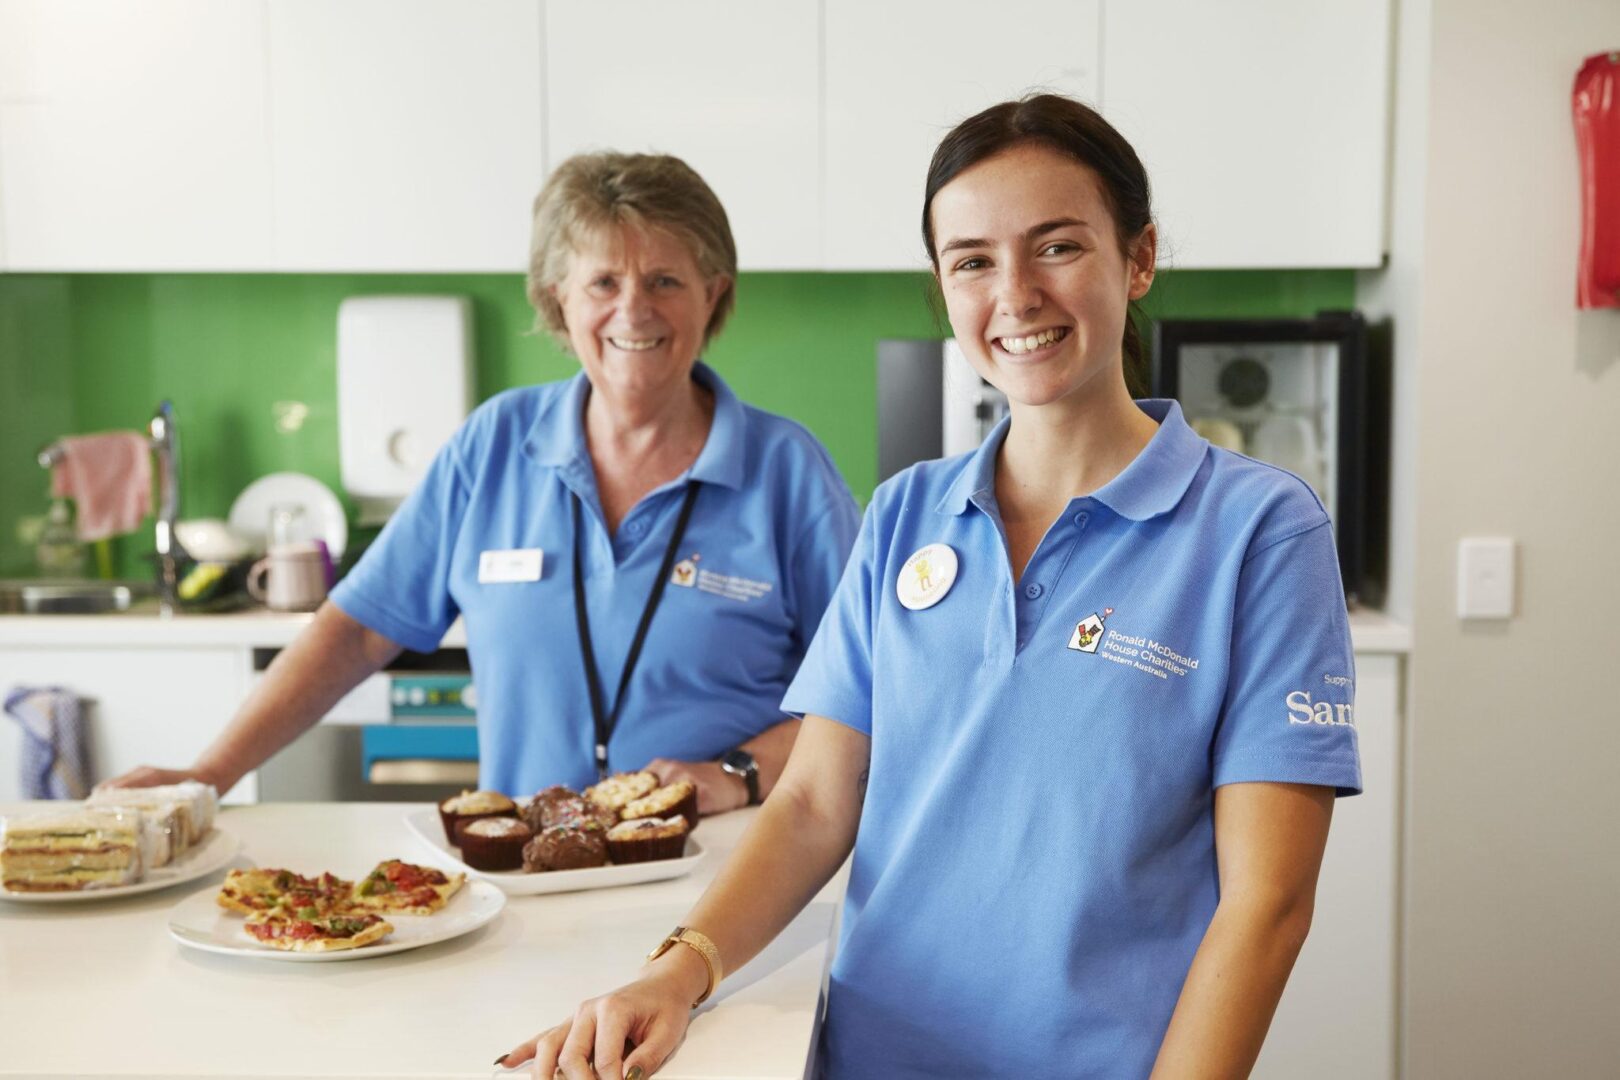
[192,602,402,792]
[653,780,855,996]
[1147,896,1314,1080]
[647,718,866,1000]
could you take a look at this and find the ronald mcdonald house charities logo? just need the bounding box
[1067,608,1113,653]
[1069,608,1202,682]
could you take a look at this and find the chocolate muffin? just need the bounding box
[438,790,517,846]
[621,780,699,830]
[605,816,690,864]
[522,785,580,830]
[458,816,533,871]
[522,820,608,872]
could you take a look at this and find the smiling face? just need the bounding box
[550,224,728,403]
[929,142,1155,412]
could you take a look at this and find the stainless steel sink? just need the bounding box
[0,580,155,614]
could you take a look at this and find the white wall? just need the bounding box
[1389,1,1620,1075]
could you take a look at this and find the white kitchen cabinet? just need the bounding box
[1252,650,1401,1079]
[0,1,1391,272]
[0,645,256,804]
[0,0,274,270]
[543,0,821,270]
[1100,0,1391,268]
[823,0,1103,270]
[266,0,545,271]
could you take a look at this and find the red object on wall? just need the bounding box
[1574,52,1620,309]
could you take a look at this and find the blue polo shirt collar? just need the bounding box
[523,361,746,491]
[935,399,1207,521]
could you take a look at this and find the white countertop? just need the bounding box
[0,607,469,649]
[0,607,1410,653]
[0,802,840,1080]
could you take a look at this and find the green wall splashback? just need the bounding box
[0,270,1354,577]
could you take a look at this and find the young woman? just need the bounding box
[500,95,1361,1080]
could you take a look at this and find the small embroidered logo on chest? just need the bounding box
[1067,608,1113,653]
[670,554,699,587]
[692,564,774,603]
[897,543,958,611]
[1078,611,1202,682]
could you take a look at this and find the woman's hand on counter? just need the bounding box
[95,764,221,792]
[644,718,803,816]
[644,758,748,816]
[498,947,709,1079]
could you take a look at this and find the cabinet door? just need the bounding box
[1100,0,1390,268]
[267,0,544,271]
[544,0,820,270]
[0,0,273,270]
[824,0,1103,271]
[1252,652,1400,1079]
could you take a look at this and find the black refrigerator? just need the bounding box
[1151,311,1383,607]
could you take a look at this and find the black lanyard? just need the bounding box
[572,482,701,780]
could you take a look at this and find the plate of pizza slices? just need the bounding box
[167,858,505,962]
[0,827,242,904]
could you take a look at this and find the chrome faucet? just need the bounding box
[148,401,189,612]
[37,400,190,612]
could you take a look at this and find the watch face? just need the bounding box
[720,749,760,805]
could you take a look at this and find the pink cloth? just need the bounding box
[49,432,152,541]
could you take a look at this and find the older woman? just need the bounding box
[105,153,859,814]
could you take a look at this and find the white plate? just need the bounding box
[167,878,505,963]
[228,471,349,560]
[0,827,242,903]
[403,808,706,896]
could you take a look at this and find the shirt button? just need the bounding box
[626,518,647,537]
[1023,582,1044,599]
[1073,511,1090,528]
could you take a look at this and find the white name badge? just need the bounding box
[478,548,543,584]
[896,543,958,611]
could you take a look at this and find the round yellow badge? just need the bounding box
[896,543,958,611]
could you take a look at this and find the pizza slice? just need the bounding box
[349,858,464,915]
[242,911,393,952]
[216,868,355,916]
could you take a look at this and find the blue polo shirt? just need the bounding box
[332,362,859,794]
[782,400,1361,1079]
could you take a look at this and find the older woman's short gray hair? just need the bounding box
[527,152,738,345]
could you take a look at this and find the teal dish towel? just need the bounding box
[5,686,90,799]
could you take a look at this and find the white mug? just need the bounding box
[248,541,328,612]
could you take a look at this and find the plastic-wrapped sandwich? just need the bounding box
[88,780,217,851]
[0,807,145,892]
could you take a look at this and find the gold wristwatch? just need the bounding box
[647,926,722,1007]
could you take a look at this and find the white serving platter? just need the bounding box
[0,827,241,903]
[167,878,505,963]
[403,808,706,896]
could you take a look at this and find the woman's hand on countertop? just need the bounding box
[95,764,220,791]
[644,758,748,816]
[497,948,708,1080]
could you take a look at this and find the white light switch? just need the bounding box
[1457,537,1516,619]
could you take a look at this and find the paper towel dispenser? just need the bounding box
[336,296,473,523]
